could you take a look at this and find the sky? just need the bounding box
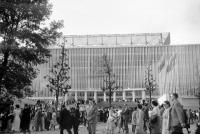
[50,0,200,45]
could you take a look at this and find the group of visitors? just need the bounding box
[0,100,59,133]
[105,93,199,134]
[0,93,199,134]
[187,109,200,124]
[0,104,32,134]
[57,99,98,134]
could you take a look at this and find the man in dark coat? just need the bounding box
[59,104,73,134]
[121,104,129,134]
[71,104,80,134]
[45,111,52,130]
[35,107,43,131]
[20,104,31,134]
[86,100,98,134]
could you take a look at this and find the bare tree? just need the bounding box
[145,64,157,103]
[45,43,71,112]
[97,54,121,107]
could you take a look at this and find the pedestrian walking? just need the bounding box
[7,105,14,131]
[12,104,21,132]
[106,106,117,134]
[59,104,73,134]
[34,107,43,131]
[149,100,161,134]
[169,93,185,134]
[20,104,31,134]
[135,104,145,134]
[131,107,137,134]
[162,101,170,134]
[117,106,123,133]
[121,104,129,134]
[86,99,98,134]
[71,103,80,134]
[50,109,57,130]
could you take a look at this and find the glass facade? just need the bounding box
[32,44,200,98]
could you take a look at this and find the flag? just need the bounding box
[157,56,168,95]
[166,55,176,73]
[164,33,170,45]
[158,57,166,73]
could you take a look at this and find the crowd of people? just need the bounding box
[105,93,200,134]
[0,93,199,134]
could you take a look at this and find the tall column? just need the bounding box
[113,92,116,102]
[104,92,106,101]
[132,90,136,102]
[142,90,146,100]
[64,93,68,102]
[123,91,126,100]
[75,91,78,101]
[94,91,97,103]
[84,91,87,102]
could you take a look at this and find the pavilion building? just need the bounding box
[30,33,200,109]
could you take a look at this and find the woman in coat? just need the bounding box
[135,104,145,134]
[12,105,21,132]
[162,101,170,134]
[149,101,161,134]
[106,106,117,134]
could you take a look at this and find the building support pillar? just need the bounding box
[113,92,116,102]
[94,91,97,103]
[104,92,106,101]
[84,91,87,102]
[142,90,146,100]
[123,90,126,101]
[132,90,136,102]
[64,93,68,102]
[75,91,78,101]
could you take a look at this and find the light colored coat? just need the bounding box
[86,105,98,124]
[132,110,137,125]
[135,109,145,134]
[106,109,117,131]
[162,108,170,134]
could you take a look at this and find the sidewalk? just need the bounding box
[1,122,197,134]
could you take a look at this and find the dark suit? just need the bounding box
[169,99,185,134]
[121,108,129,134]
[71,108,80,134]
[59,108,72,134]
[20,107,31,132]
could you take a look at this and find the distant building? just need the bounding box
[31,33,199,109]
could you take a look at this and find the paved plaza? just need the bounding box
[23,123,197,134]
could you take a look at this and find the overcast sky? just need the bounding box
[50,0,200,45]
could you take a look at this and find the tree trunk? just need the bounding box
[149,88,152,104]
[55,90,59,115]
[109,88,111,108]
[0,51,9,91]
